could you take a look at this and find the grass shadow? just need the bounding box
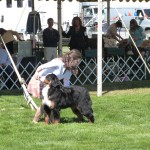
[1,80,150,96]
[0,89,23,96]
[103,80,150,91]
[84,80,150,93]
[37,117,88,124]
[60,117,88,124]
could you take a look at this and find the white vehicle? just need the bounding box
[0,0,80,38]
[81,1,150,38]
[103,1,150,37]
[81,4,98,38]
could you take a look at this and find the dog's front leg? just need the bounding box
[44,114,50,125]
[50,109,60,124]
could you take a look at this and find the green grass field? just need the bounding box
[1,80,150,150]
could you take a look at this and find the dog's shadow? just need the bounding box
[60,117,88,124]
[39,117,88,124]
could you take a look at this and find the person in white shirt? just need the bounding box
[27,49,82,123]
[0,46,11,66]
[106,20,124,43]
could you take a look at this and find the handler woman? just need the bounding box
[27,49,82,123]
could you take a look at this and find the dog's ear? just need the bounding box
[50,74,62,88]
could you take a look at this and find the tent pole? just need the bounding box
[57,0,62,56]
[107,0,110,27]
[97,0,103,96]
[32,0,35,11]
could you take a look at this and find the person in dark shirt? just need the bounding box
[43,18,60,62]
[62,16,89,58]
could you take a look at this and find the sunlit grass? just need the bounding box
[1,80,150,149]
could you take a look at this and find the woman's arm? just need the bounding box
[116,33,124,41]
[63,71,72,87]
[111,33,122,42]
[63,78,70,87]
[110,26,123,42]
[62,26,72,38]
[35,60,59,80]
[131,27,145,43]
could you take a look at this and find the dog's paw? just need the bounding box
[32,120,38,124]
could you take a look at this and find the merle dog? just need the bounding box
[43,74,94,124]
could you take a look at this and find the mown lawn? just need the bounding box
[1,80,150,150]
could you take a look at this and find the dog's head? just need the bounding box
[45,73,62,88]
[45,74,72,108]
[44,74,63,107]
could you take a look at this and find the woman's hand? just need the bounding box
[35,65,45,80]
[71,68,79,75]
[34,72,40,80]
[36,65,43,72]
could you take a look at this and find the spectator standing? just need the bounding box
[43,18,60,62]
[0,28,21,55]
[62,16,89,58]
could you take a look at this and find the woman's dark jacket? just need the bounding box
[62,26,89,50]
